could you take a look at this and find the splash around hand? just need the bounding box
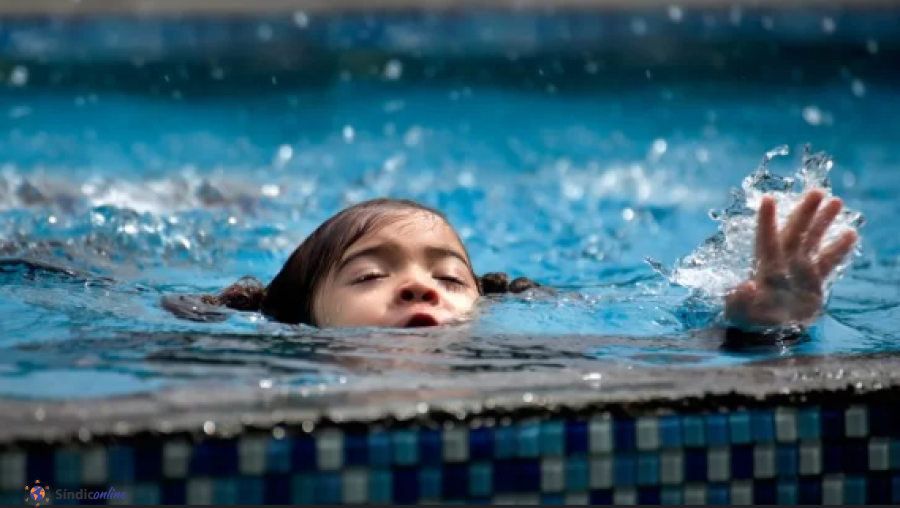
[724,189,858,329]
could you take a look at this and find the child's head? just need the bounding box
[207,198,539,328]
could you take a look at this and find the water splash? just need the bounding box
[650,145,865,299]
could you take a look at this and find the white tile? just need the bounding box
[186,478,213,505]
[731,481,753,505]
[443,427,469,462]
[870,438,890,471]
[845,406,868,438]
[564,492,589,505]
[661,450,684,485]
[589,456,613,489]
[541,457,564,492]
[684,484,707,505]
[823,475,844,505]
[342,468,368,504]
[80,447,108,485]
[163,440,191,478]
[754,444,775,478]
[614,488,637,505]
[316,430,344,471]
[708,447,730,482]
[495,494,539,505]
[589,418,612,453]
[775,408,798,443]
[799,442,822,476]
[637,417,660,451]
[238,436,268,475]
[0,451,26,491]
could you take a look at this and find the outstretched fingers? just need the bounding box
[781,190,825,254]
[817,230,858,277]
[802,197,844,254]
[755,195,785,275]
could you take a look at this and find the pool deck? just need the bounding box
[0,0,896,16]
[2,349,899,445]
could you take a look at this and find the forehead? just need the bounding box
[353,210,465,250]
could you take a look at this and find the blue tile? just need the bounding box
[495,426,516,459]
[54,449,81,487]
[369,469,393,503]
[660,415,682,448]
[845,476,866,505]
[566,421,588,454]
[469,427,494,461]
[869,406,893,437]
[542,493,565,505]
[867,475,891,504]
[291,473,316,504]
[705,414,729,446]
[566,455,589,491]
[685,449,707,482]
[777,481,798,504]
[615,418,637,451]
[516,459,541,492]
[729,412,752,444]
[614,453,637,487]
[419,467,442,500]
[392,430,419,465]
[213,477,239,504]
[892,475,900,504]
[892,441,900,470]
[133,446,162,482]
[638,487,661,505]
[106,447,133,483]
[318,472,342,505]
[661,487,683,505]
[731,445,753,479]
[777,444,798,478]
[637,453,659,486]
[822,408,845,439]
[708,483,729,505]
[289,437,316,472]
[419,429,442,465]
[369,432,392,467]
[824,442,843,474]
[237,477,264,505]
[161,481,186,505]
[682,416,705,447]
[393,467,419,504]
[468,462,492,498]
[493,460,516,493]
[590,489,614,505]
[755,480,777,505]
[517,422,541,458]
[541,421,565,456]
[264,473,291,504]
[799,478,822,504]
[798,407,821,441]
[753,411,775,443]
[443,464,470,499]
[845,441,868,474]
[1,494,21,506]
[344,433,368,466]
[266,438,291,472]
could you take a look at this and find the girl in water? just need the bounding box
[182,189,857,334]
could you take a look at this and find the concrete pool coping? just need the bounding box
[2,350,898,446]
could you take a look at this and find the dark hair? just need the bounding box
[202,198,539,326]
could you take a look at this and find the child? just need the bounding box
[183,190,856,333]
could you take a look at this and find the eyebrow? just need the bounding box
[336,242,471,273]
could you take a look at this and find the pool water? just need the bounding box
[1,57,899,399]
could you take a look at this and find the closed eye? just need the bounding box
[436,275,467,289]
[351,272,387,284]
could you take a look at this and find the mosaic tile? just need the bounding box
[705,414,729,446]
[212,476,239,505]
[684,448,707,483]
[161,480,186,505]
[753,480,776,505]
[291,472,317,504]
[846,406,869,438]
[80,447,108,485]
[637,453,659,486]
[54,448,81,487]
[238,436,267,475]
[823,441,843,474]
[614,453,637,487]
[867,474,892,504]
[541,457,564,492]
[822,474,844,505]
[369,469,393,503]
[752,411,775,443]
[106,447,133,483]
[638,486,661,504]
[494,426,516,459]
[589,418,613,454]
[636,417,660,451]
[317,430,344,470]
[799,441,821,476]
[682,416,705,447]
[265,437,291,473]
[660,415,682,448]
[589,456,613,489]
[469,427,493,461]
[683,483,707,505]
[661,486,683,505]
[730,445,753,480]
[776,444,798,478]
[660,450,683,485]
[517,422,541,458]
[393,467,419,504]
[541,421,565,457]
[0,451,26,492]
[237,476,264,504]
[614,419,637,452]
[892,440,900,470]
[845,476,866,505]
[893,475,900,504]
[468,462,492,498]
[775,408,798,443]
[419,428,443,465]
[708,482,729,504]
[729,412,752,445]
[845,440,869,474]
[564,492,589,505]
[799,477,823,504]
[613,487,637,505]
[368,432,392,467]
[419,466,441,500]
[186,477,213,505]
[777,480,799,504]
[798,407,821,441]
[565,421,588,454]
[263,473,291,504]
[565,455,588,491]
[822,408,845,439]
[342,468,368,504]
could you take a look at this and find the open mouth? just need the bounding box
[404,313,440,328]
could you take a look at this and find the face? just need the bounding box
[313,211,480,328]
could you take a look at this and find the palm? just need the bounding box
[724,190,857,329]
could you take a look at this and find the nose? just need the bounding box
[396,280,440,305]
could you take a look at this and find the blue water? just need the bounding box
[1,60,899,399]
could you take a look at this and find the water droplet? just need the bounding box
[292,11,309,28]
[522,393,534,403]
[851,79,866,98]
[272,427,285,439]
[667,6,684,22]
[417,403,429,414]
[651,138,668,156]
[48,216,57,224]
[384,59,403,80]
[342,125,355,143]
[457,172,475,188]
[583,372,602,381]
[78,428,92,442]
[802,105,824,125]
[301,421,315,432]
[822,17,836,34]
[695,147,710,163]
[404,126,423,147]
[259,379,273,389]
[562,181,584,201]
[203,421,216,435]
[9,66,29,87]
[622,208,636,221]
[227,216,237,225]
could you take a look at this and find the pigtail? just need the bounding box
[479,272,541,294]
[202,276,267,311]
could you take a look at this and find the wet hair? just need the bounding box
[198,198,540,326]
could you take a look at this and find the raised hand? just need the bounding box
[724,189,858,329]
